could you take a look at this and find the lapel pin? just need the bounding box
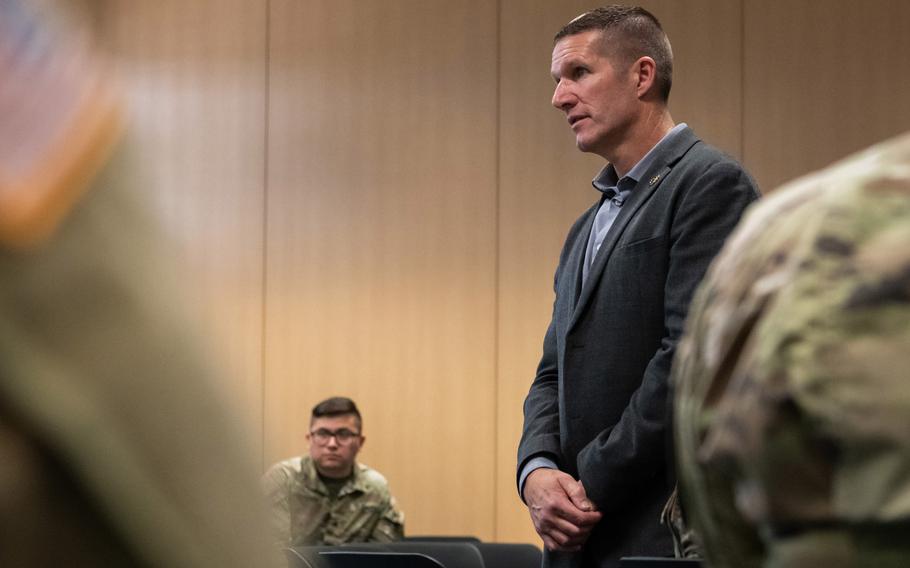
[649,174,661,186]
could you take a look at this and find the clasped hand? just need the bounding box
[524,468,602,552]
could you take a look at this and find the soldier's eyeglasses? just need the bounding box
[310,428,360,445]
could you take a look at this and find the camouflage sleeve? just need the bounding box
[261,464,293,547]
[703,208,910,567]
[368,495,405,542]
[675,131,910,568]
[660,486,701,559]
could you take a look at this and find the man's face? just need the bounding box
[550,30,638,158]
[307,414,363,479]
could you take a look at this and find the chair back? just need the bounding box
[343,542,485,568]
[321,551,444,568]
[619,558,702,567]
[472,542,542,568]
[403,536,481,544]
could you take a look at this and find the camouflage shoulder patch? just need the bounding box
[0,3,124,250]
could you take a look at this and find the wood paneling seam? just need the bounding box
[260,0,272,472]
[740,0,746,164]
[493,0,502,541]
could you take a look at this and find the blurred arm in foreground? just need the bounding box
[0,3,275,566]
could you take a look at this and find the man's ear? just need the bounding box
[634,56,657,98]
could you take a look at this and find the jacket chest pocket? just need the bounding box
[616,234,666,257]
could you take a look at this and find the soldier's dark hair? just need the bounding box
[555,5,673,102]
[311,396,362,429]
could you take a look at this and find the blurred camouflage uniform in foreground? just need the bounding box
[0,2,274,566]
[673,131,910,568]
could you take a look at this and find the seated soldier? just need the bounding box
[263,396,404,547]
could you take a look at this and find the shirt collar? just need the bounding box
[592,122,688,194]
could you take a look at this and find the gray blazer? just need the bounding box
[518,127,759,567]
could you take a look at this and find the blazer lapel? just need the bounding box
[568,128,701,331]
[566,202,600,310]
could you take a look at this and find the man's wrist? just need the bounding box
[519,456,558,501]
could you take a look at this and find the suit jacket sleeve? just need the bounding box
[577,159,758,512]
[516,272,563,480]
[516,220,588,489]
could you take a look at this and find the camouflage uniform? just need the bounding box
[0,3,275,566]
[673,131,910,568]
[263,455,405,547]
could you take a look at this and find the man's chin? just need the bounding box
[575,136,607,157]
[575,141,597,154]
[574,135,596,153]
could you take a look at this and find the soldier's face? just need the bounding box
[307,414,363,478]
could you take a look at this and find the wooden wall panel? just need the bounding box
[744,0,910,191]
[93,0,268,450]
[497,0,603,545]
[264,0,499,539]
[496,0,743,543]
[80,0,910,549]
[659,1,743,157]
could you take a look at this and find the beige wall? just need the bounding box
[90,0,910,545]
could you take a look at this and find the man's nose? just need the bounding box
[552,81,574,110]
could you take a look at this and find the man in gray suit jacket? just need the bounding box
[517,6,759,567]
